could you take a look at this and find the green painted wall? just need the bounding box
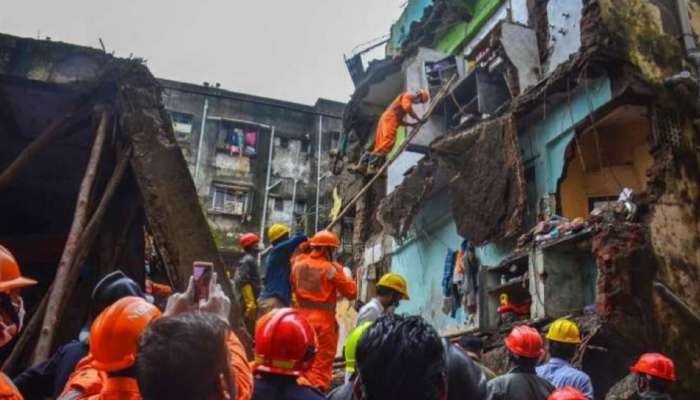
[435,0,505,55]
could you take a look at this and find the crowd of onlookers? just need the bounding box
[0,243,677,399]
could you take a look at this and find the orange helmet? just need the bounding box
[240,233,260,249]
[254,308,316,376]
[630,353,676,382]
[417,89,429,103]
[548,387,587,400]
[504,325,544,359]
[0,245,37,293]
[309,230,339,248]
[90,296,161,372]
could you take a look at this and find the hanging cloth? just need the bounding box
[245,130,257,146]
[461,240,480,315]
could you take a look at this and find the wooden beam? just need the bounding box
[32,111,109,363]
[0,108,91,192]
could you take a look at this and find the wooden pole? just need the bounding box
[0,118,66,191]
[0,109,91,192]
[326,76,457,230]
[54,147,132,312]
[32,111,110,363]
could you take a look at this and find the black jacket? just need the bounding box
[443,339,488,400]
[13,340,88,398]
[486,366,554,400]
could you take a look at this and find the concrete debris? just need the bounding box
[432,115,526,243]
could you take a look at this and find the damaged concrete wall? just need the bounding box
[433,114,526,243]
[378,158,437,238]
[644,118,700,397]
[519,77,612,217]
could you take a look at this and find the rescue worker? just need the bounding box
[537,319,594,399]
[354,315,447,400]
[457,335,497,380]
[0,245,37,400]
[343,321,372,383]
[258,224,307,315]
[137,272,253,400]
[548,387,588,400]
[291,230,357,391]
[144,263,172,305]
[351,89,429,175]
[355,272,409,326]
[85,296,161,399]
[630,353,676,400]
[237,233,262,329]
[15,270,144,398]
[486,325,554,400]
[252,308,324,400]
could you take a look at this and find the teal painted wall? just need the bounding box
[388,0,435,53]
[390,190,469,333]
[519,77,612,199]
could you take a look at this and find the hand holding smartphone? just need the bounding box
[193,261,213,303]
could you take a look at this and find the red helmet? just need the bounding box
[240,233,260,249]
[630,353,676,382]
[254,308,316,376]
[505,325,544,359]
[548,387,588,400]
[309,230,339,248]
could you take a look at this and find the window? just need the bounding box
[280,137,290,149]
[218,122,259,157]
[169,111,194,141]
[273,197,284,211]
[211,186,249,215]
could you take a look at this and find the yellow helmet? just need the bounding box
[546,319,582,344]
[377,273,410,300]
[268,224,290,243]
[344,321,373,374]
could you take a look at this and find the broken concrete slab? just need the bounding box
[432,115,526,243]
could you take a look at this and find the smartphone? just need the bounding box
[193,261,214,302]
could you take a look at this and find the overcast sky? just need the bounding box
[1,0,406,104]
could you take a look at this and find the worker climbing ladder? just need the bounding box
[327,76,457,230]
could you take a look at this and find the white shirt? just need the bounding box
[355,298,385,327]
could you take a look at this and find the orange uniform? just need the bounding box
[0,373,23,400]
[373,92,419,155]
[59,331,252,400]
[291,250,357,391]
[84,378,140,400]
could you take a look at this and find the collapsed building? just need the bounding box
[0,33,248,373]
[337,0,700,398]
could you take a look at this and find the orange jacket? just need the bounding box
[60,332,252,400]
[385,92,418,122]
[59,355,105,399]
[291,250,357,310]
[373,92,419,155]
[85,377,140,400]
[0,373,22,400]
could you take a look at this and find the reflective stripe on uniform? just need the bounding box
[297,299,336,312]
